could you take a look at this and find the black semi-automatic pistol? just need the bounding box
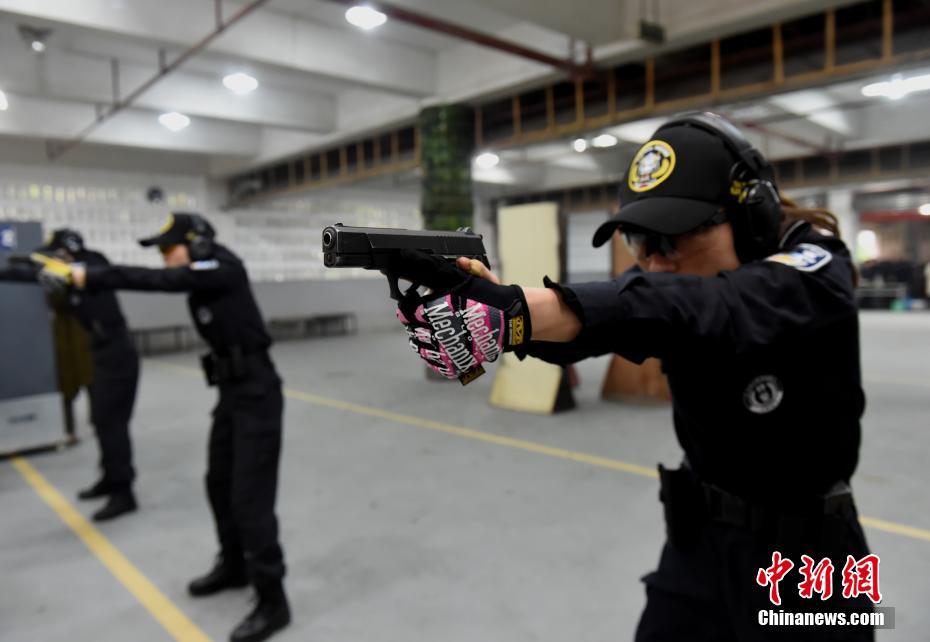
[321,223,489,300]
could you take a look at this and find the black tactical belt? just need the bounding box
[201,349,271,385]
[701,480,855,532]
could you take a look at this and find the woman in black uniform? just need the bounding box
[393,113,874,641]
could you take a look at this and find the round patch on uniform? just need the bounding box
[628,139,676,193]
[196,306,213,325]
[743,375,784,415]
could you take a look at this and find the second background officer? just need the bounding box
[57,213,290,642]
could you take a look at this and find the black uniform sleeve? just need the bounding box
[0,263,40,282]
[523,233,857,365]
[84,260,243,293]
[81,251,111,268]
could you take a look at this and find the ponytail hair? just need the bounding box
[778,193,842,238]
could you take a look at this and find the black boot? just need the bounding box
[230,581,290,642]
[92,490,137,521]
[188,556,249,597]
[78,478,112,501]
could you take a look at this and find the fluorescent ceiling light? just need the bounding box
[345,5,387,30]
[861,73,930,100]
[223,72,259,95]
[572,138,588,153]
[31,40,46,53]
[919,203,930,216]
[475,151,500,169]
[158,111,190,132]
[592,133,618,148]
[0,90,7,111]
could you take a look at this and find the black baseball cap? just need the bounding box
[139,212,214,248]
[592,121,739,247]
[39,228,84,255]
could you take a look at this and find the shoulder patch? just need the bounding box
[190,259,220,271]
[765,243,832,273]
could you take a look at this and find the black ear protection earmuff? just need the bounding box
[658,112,784,262]
[184,213,215,261]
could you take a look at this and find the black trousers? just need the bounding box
[206,361,286,585]
[87,334,139,489]
[635,515,876,642]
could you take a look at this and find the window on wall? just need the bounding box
[480,98,514,142]
[834,0,884,66]
[345,144,359,175]
[802,155,831,181]
[379,133,394,162]
[837,149,873,177]
[519,88,549,133]
[720,28,774,89]
[878,146,903,172]
[363,139,376,170]
[774,159,798,184]
[325,149,341,178]
[552,81,578,125]
[582,72,611,119]
[782,14,826,77]
[909,141,930,168]
[613,62,647,112]
[397,126,416,161]
[654,44,712,103]
[893,0,930,55]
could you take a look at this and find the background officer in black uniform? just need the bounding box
[41,213,290,642]
[3,229,140,521]
[393,113,874,641]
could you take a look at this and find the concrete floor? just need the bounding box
[1,311,928,642]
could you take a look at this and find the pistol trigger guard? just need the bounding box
[383,271,403,301]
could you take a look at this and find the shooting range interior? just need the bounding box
[1,1,929,641]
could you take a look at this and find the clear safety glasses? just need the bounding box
[622,209,728,260]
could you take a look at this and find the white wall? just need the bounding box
[0,161,421,282]
[0,157,422,332]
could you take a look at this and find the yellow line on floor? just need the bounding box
[284,387,659,479]
[864,375,930,389]
[156,361,930,543]
[11,457,213,642]
[858,516,930,542]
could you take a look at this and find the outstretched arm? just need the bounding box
[456,258,582,342]
[72,260,243,293]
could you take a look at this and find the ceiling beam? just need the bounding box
[0,91,261,156]
[0,40,337,132]
[0,0,437,96]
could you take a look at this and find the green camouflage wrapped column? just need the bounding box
[419,105,475,231]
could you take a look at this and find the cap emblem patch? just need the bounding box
[629,139,676,193]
